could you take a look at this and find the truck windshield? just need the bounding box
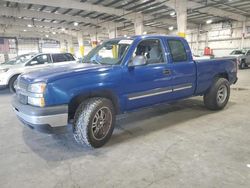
[83,39,133,65]
[230,50,244,55]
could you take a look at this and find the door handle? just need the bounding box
[163,69,171,75]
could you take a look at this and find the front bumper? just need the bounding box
[12,97,69,134]
[0,73,8,87]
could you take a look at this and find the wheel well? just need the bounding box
[8,74,20,86]
[241,59,246,63]
[68,90,120,121]
[215,73,229,81]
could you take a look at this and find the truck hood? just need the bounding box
[21,63,112,83]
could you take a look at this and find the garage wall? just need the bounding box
[185,21,250,57]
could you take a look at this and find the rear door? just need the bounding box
[51,53,76,66]
[164,38,196,99]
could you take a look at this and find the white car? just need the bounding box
[0,53,77,92]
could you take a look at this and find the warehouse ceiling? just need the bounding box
[0,0,249,40]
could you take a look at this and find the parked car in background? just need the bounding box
[0,52,76,92]
[12,35,238,148]
[228,49,250,69]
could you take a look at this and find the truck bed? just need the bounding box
[195,57,237,95]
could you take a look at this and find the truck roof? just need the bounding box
[109,34,185,41]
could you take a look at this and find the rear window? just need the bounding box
[52,53,75,63]
[167,39,187,62]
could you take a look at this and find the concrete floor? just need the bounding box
[1,70,250,188]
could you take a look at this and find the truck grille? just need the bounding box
[17,93,28,104]
[16,79,29,105]
[18,79,29,91]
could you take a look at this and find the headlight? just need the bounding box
[27,82,46,107]
[28,82,46,93]
[0,68,9,73]
[28,97,45,107]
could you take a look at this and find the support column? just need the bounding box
[196,25,201,55]
[134,13,144,35]
[241,21,246,49]
[67,39,74,55]
[109,28,117,39]
[37,38,42,53]
[175,0,187,38]
[60,39,67,52]
[90,34,98,48]
[77,33,84,57]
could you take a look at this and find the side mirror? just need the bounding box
[130,56,147,67]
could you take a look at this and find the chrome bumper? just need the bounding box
[13,107,68,127]
[12,97,69,134]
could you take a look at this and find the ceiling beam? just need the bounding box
[7,0,192,29]
[6,0,136,21]
[165,0,246,22]
[0,6,100,26]
[0,17,106,35]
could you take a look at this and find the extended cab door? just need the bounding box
[123,38,173,110]
[164,38,196,99]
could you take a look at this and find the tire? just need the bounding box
[73,98,116,148]
[203,78,230,110]
[239,60,246,69]
[9,75,19,93]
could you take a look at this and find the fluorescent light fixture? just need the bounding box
[52,32,56,35]
[27,24,33,27]
[45,34,49,38]
[206,19,212,24]
[168,26,174,31]
[74,22,79,26]
[124,34,127,37]
[23,29,27,32]
[143,31,147,35]
[61,28,65,31]
[170,11,176,17]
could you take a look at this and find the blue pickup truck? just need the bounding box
[12,35,238,148]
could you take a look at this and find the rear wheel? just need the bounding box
[204,78,230,110]
[73,98,115,148]
[9,75,18,93]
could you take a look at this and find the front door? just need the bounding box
[245,50,250,64]
[123,38,173,111]
[25,54,52,73]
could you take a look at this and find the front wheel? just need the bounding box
[73,98,115,148]
[204,78,230,110]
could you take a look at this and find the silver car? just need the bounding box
[229,49,250,69]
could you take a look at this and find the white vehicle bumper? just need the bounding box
[0,73,9,87]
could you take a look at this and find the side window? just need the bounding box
[167,40,187,62]
[52,53,74,63]
[246,51,250,56]
[64,53,75,61]
[28,54,51,66]
[132,39,164,64]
